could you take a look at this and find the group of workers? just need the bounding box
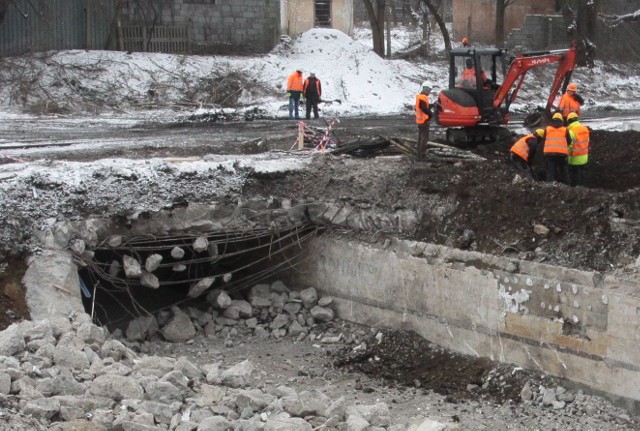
[509,83,589,186]
[286,69,323,120]
[414,76,589,187]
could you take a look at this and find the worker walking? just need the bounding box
[286,69,304,120]
[542,112,571,183]
[510,129,543,180]
[566,112,590,187]
[303,72,322,119]
[415,81,432,161]
[558,83,584,120]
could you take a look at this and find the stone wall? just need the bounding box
[290,235,640,411]
[506,14,569,51]
[123,0,281,54]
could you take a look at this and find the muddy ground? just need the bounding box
[2,114,640,428]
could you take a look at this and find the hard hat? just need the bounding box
[535,129,544,138]
[566,112,579,121]
[567,83,577,92]
[420,81,432,92]
[552,112,563,121]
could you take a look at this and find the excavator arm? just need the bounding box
[493,47,577,113]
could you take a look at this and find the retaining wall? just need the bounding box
[290,235,640,411]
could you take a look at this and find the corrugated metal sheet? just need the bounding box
[0,0,115,57]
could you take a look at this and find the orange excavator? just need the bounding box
[434,46,577,144]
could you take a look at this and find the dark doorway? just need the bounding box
[315,0,331,27]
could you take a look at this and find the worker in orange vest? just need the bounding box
[557,83,584,121]
[286,69,304,120]
[509,129,543,180]
[542,112,572,183]
[459,58,488,89]
[566,112,590,187]
[415,81,432,161]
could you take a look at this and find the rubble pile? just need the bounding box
[122,282,340,345]
[0,314,412,430]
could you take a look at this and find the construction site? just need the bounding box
[1,5,640,430]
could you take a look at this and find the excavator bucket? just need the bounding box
[523,111,544,128]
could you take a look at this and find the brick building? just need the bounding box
[452,0,556,45]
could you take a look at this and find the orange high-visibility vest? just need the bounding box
[543,126,569,155]
[415,93,430,124]
[559,93,581,118]
[287,72,303,92]
[570,124,590,157]
[510,134,535,161]
[461,68,476,82]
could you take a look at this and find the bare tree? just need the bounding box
[600,9,640,25]
[283,0,306,36]
[362,0,387,57]
[0,0,7,24]
[419,0,451,54]
[561,0,598,66]
[495,0,516,47]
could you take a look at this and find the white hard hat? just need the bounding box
[421,81,430,88]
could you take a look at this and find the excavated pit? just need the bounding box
[11,200,640,417]
[5,125,640,426]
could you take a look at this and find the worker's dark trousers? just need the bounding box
[417,122,430,161]
[544,154,569,183]
[509,153,534,180]
[305,99,319,119]
[569,164,587,187]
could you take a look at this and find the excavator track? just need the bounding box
[445,125,513,147]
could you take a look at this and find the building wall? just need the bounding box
[506,14,568,51]
[282,0,354,37]
[122,0,281,54]
[452,0,556,44]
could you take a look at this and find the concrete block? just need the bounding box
[607,337,640,365]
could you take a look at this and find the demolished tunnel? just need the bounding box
[76,223,321,331]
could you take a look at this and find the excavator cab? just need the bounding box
[439,48,508,128]
[434,46,577,144]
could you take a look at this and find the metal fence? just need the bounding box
[0,0,115,57]
[121,26,191,54]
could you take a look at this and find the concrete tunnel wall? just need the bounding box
[288,235,640,411]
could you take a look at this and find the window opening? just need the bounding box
[315,0,331,27]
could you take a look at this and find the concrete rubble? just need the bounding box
[2,274,636,430]
[0,280,466,430]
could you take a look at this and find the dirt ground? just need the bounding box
[2,115,640,428]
